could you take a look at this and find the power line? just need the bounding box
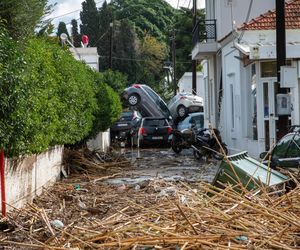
[98,55,192,64]
[50,0,105,20]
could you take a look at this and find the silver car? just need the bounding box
[121,84,172,120]
[168,92,204,120]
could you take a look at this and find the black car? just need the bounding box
[130,117,173,147]
[121,84,172,121]
[110,111,141,143]
[260,125,300,169]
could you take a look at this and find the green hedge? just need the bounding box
[0,23,121,157]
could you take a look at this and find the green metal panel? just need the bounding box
[212,151,288,191]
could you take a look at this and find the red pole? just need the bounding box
[0,149,6,217]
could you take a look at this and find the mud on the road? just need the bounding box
[106,147,219,186]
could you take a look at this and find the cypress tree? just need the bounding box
[113,19,139,84]
[57,21,70,41]
[80,0,99,46]
[71,19,81,47]
[98,1,113,71]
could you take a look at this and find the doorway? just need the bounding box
[259,79,291,151]
[260,80,278,150]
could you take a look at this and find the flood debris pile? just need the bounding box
[63,148,131,174]
[1,170,300,249]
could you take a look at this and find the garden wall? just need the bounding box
[4,146,64,211]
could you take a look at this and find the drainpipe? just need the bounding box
[0,149,6,217]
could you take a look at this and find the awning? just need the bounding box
[233,41,300,60]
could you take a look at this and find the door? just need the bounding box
[260,80,279,151]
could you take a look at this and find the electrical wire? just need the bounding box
[50,0,105,20]
[238,0,254,42]
[99,55,192,64]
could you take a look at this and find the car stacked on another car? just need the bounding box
[110,110,141,144]
[121,84,172,121]
[168,92,204,121]
[130,117,173,147]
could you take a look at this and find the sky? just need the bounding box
[47,0,205,33]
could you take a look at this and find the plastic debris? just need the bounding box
[50,220,64,229]
[235,236,248,241]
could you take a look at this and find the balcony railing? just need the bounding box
[192,19,217,46]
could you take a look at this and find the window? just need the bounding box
[261,61,277,78]
[143,119,168,127]
[230,84,234,128]
[250,64,257,140]
[286,134,300,158]
[190,115,204,129]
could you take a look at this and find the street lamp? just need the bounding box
[60,33,81,60]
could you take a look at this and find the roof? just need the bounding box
[239,0,300,30]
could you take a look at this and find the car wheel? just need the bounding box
[128,94,140,106]
[177,105,187,118]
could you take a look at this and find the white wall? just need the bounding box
[87,130,110,152]
[178,72,204,97]
[222,43,243,154]
[69,47,99,71]
[5,146,63,211]
[213,0,275,40]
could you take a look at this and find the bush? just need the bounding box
[89,73,122,137]
[0,22,122,157]
[99,70,127,95]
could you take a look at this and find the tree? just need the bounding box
[0,0,49,39]
[80,0,99,46]
[173,8,205,80]
[113,19,139,84]
[111,0,175,42]
[98,0,113,70]
[57,21,70,40]
[71,19,81,47]
[137,34,167,88]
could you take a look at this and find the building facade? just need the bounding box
[192,0,300,157]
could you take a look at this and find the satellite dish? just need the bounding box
[60,33,68,41]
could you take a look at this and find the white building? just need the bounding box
[192,0,300,157]
[69,47,99,71]
[178,72,204,97]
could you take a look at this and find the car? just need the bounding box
[130,117,173,147]
[168,92,204,120]
[260,125,300,169]
[176,112,205,131]
[121,84,172,121]
[110,110,141,143]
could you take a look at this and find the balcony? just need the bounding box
[192,19,218,60]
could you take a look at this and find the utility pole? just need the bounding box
[276,0,288,139]
[109,22,113,69]
[276,0,286,83]
[172,29,177,96]
[192,0,197,94]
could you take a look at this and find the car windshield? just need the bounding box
[190,115,204,128]
[272,134,297,159]
[285,134,300,158]
[120,112,134,121]
[143,119,168,127]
